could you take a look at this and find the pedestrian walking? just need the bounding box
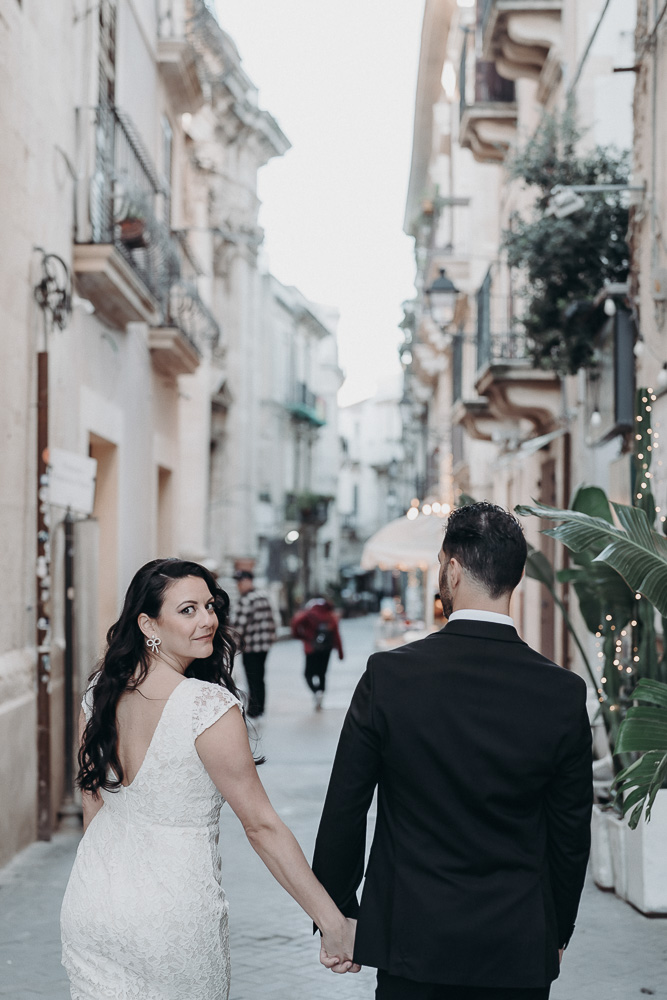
[230,569,276,719]
[60,558,357,1000]
[312,502,593,998]
[291,598,343,710]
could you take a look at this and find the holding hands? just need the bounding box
[319,916,361,974]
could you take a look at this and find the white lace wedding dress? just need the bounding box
[61,676,241,999]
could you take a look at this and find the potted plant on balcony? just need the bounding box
[286,491,333,527]
[113,183,152,250]
[501,110,631,376]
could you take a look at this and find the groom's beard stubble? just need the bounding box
[439,566,453,619]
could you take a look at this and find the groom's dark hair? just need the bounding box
[442,502,527,598]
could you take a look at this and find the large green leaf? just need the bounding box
[516,501,667,617]
[613,750,667,827]
[628,678,667,708]
[612,680,667,826]
[570,485,613,523]
[614,706,667,752]
[525,545,555,587]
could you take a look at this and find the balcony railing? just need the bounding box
[459,28,515,121]
[459,31,516,115]
[164,233,221,354]
[285,492,331,527]
[476,272,528,371]
[76,106,172,306]
[478,331,530,371]
[75,106,220,355]
[285,382,326,426]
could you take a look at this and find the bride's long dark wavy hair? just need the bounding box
[78,558,246,794]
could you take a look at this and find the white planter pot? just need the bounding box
[607,811,628,901]
[624,788,667,915]
[590,804,614,890]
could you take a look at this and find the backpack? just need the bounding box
[313,621,334,652]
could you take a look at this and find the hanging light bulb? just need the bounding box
[590,409,602,428]
[634,337,645,358]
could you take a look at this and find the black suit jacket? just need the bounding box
[312,621,592,988]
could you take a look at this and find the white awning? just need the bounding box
[360,512,446,573]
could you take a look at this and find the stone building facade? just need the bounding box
[402,0,639,671]
[0,0,340,865]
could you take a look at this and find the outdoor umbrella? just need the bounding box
[361,512,446,626]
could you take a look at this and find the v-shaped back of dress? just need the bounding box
[82,676,241,827]
[115,680,187,789]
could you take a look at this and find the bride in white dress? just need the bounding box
[61,558,357,999]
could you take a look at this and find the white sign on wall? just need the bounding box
[49,448,97,516]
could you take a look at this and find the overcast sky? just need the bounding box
[214,0,425,405]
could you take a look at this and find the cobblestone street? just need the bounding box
[1,616,666,998]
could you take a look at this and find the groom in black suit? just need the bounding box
[313,502,592,999]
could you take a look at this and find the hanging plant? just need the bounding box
[501,110,631,376]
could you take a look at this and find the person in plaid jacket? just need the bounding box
[230,570,276,718]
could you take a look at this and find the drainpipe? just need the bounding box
[32,249,72,841]
[36,349,52,841]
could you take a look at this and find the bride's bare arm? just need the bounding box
[196,706,359,972]
[78,709,104,832]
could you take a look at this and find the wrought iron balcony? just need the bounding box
[74,105,220,371]
[285,492,331,527]
[477,330,530,371]
[285,382,326,426]
[74,106,171,326]
[473,275,559,436]
[149,234,221,376]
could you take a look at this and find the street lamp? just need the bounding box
[425,268,459,329]
[546,182,645,219]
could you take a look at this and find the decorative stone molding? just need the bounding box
[481,1,563,100]
[475,360,561,435]
[157,37,204,114]
[452,398,496,442]
[73,244,160,330]
[148,325,200,377]
[460,105,518,164]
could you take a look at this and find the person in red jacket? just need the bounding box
[291,598,344,710]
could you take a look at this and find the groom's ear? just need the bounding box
[448,557,463,590]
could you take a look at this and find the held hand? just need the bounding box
[319,917,361,974]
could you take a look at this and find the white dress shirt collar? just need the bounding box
[448,609,515,628]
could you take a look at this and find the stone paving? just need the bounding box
[1,615,666,998]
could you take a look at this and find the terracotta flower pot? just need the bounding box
[119,218,146,249]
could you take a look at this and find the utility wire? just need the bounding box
[567,0,614,96]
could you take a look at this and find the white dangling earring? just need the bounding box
[146,634,161,653]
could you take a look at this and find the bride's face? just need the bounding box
[152,576,218,668]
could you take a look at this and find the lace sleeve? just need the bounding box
[192,681,242,739]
